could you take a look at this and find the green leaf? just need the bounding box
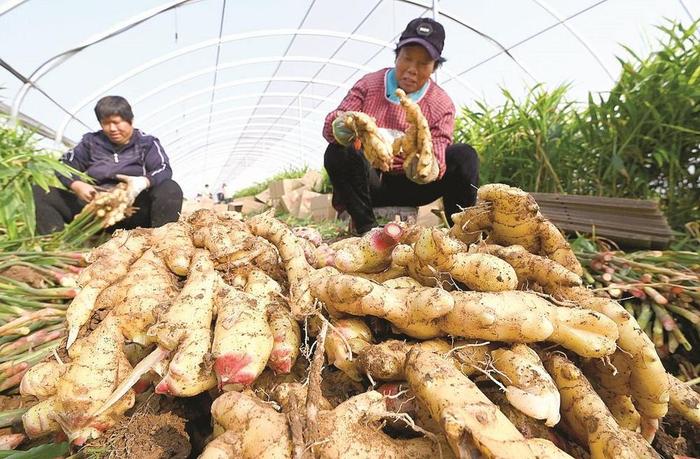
[0,442,69,459]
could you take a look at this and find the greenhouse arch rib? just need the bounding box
[140,78,350,128]
[143,92,337,128]
[9,0,193,122]
[50,29,478,144]
[165,123,327,152]
[0,0,28,17]
[154,103,327,137]
[155,114,330,150]
[172,145,319,170]
[530,0,614,82]
[396,0,537,82]
[49,29,393,143]
[168,127,326,158]
[174,140,320,161]
[131,55,373,107]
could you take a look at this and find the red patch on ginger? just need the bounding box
[154,379,171,395]
[214,353,255,386]
[269,348,292,373]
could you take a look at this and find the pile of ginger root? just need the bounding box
[17,183,700,459]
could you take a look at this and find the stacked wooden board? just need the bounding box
[532,192,673,249]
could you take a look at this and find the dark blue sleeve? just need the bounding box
[143,137,172,187]
[57,136,91,188]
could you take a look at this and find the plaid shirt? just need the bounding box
[323,68,455,178]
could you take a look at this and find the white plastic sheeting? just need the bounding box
[0,0,697,196]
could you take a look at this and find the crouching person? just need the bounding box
[33,95,183,234]
[323,17,479,235]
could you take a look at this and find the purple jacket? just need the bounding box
[58,129,172,188]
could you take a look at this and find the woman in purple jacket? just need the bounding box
[33,96,183,234]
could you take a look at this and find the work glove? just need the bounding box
[116,174,150,205]
[331,114,355,147]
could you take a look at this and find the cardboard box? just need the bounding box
[307,194,337,222]
[295,190,323,219]
[415,198,444,227]
[254,188,271,205]
[300,170,324,191]
[279,188,304,214]
[230,196,269,215]
[268,178,305,200]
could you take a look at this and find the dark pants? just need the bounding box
[33,179,184,235]
[324,143,480,234]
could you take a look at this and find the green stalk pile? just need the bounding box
[0,251,86,394]
[574,239,700,358]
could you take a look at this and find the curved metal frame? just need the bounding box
[138,78,346,126]
[142,91,337,129]
[134,55,372,105]
[47,29,479,142]
[154,103,326,140]
[0,0,29,17]
[49,30,391,141]
[156,114,327,148]
[170,136,324,163]
[9,0,194,120]
[3,0,676,192]
[530,0,614,81]
[166,121,325,148]
[171,144,320,171]
[171,140,319,164]
[168,126,326,155]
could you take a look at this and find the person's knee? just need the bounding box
[32,184,53,202]
[152,179,183,201]
[324,143,347,174]
[447,143,479,170]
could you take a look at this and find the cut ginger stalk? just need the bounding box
[405,348,572,459]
